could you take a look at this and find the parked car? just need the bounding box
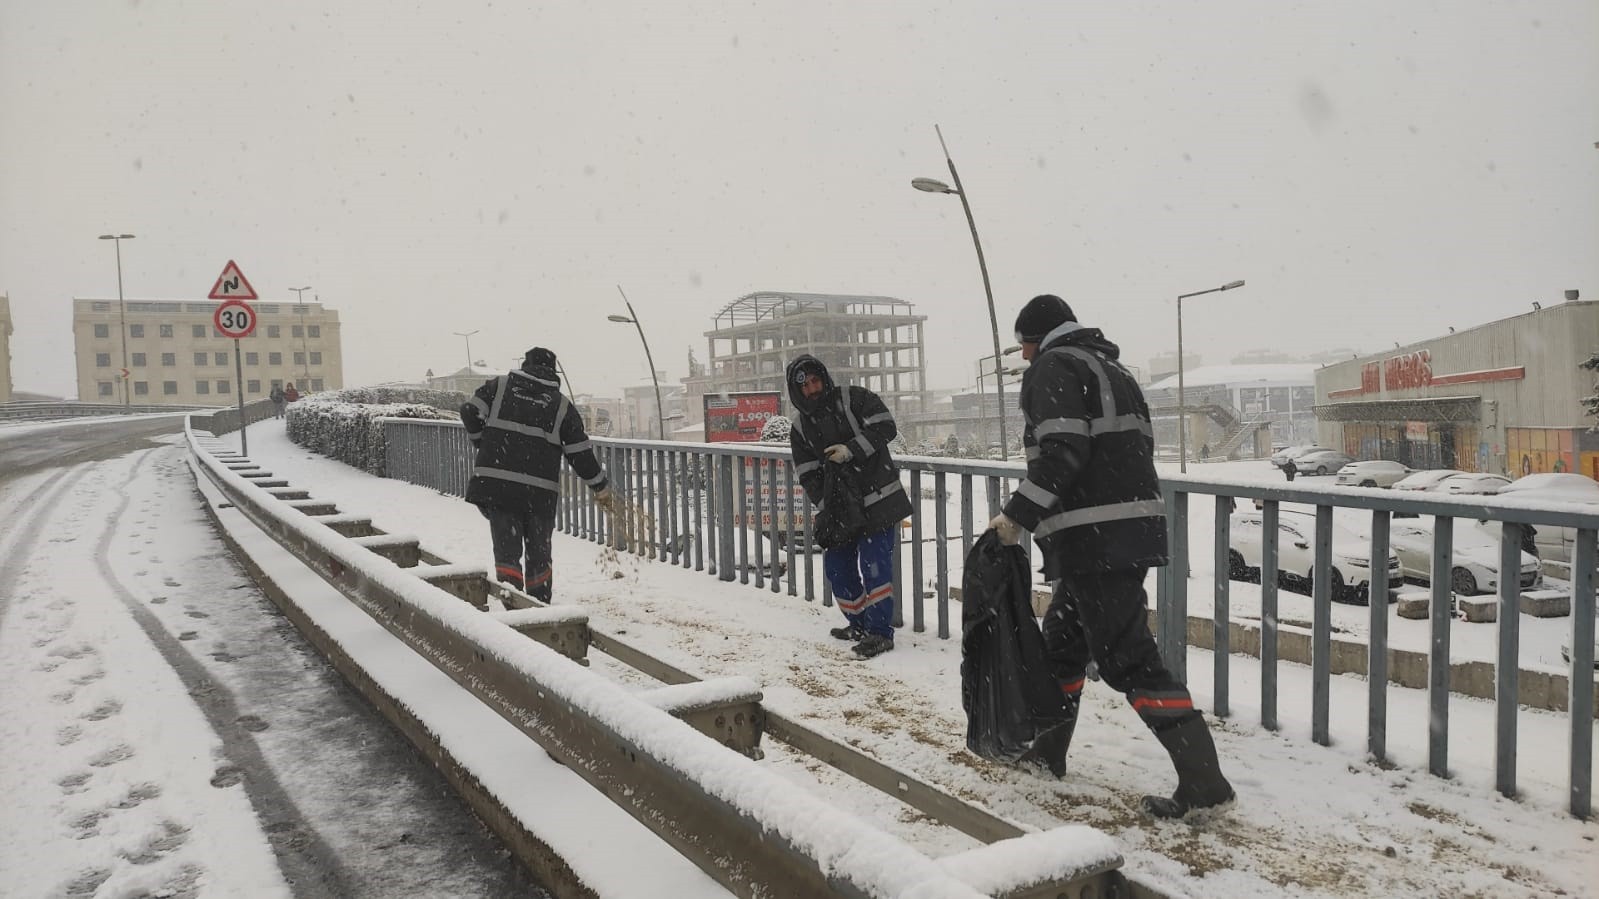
[1228,509,1402,604]
[1270,444,1332,467]
[1293,450,1356,476]
[1335,460,1412,488]
[1387,518,1542,595]
[1392,469,1466,492]
[1496,473,1599,564]
[1435,473,1512,495]
[1561,635,1599,670]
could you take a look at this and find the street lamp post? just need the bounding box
[288,285,312,388]
[912,124,1009,461]
[1176,279,1246,473]
[97,234,135,409]
[453,330,480,371]
[973,345,1021,452]
[609,286,666,440]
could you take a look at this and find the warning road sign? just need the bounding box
[214,299,257,339]
[208,260,259,301]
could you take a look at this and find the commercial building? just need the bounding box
[1313,298,1599,479]
[1144,364,1318,460]
[72,297,343,405]
[703,292,927,420]
[0,294,13,402]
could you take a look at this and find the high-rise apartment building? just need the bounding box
[72,297,344,405]
[0,294,13,402]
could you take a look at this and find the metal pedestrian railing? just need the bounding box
[379,418,1597,819]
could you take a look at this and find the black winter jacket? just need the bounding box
[785,355,913,536]
[460,362,608,510]
[1001,322,1168,577]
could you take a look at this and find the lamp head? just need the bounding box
[911,177,954,194]
[1221,280,1245,290]
[98,234,133,240]
[607,314,635,323]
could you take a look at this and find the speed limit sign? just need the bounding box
[213,299,257,339]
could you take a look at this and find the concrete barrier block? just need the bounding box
[1396,596,1430,619]
[1457,598,1497,623]
[1519,590,1571,618]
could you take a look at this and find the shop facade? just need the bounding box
[1313,300,1599,480]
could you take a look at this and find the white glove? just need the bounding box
[824,444,853,464]
[594,486,618,513]
[989,513,1022,546]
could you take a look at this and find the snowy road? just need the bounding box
[0,425,542,898]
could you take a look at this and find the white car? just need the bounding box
[1387,518,1542,595]
[1435,473,1511,495]
[1293,449,1356,476]
[1393,469,1466,492]
[1228,509,1402,604]
[1496,473,1599,564]
[1335,460,1412,488]
[1270,444,1332,467]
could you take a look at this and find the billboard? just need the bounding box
[703,391,782,443]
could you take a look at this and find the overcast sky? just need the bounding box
[2,0,1595,400]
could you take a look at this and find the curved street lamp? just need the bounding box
[97,233,135,409]
[609,286,666,440]
[452,329,479,372]
[911,125,1008,460]
[1176,279,1246,473]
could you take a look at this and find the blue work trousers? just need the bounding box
[823,526,896,638]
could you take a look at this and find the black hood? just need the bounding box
[1040,320,1121,360]
[785,354,835,413]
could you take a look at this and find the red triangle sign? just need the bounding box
[208,260,259,300]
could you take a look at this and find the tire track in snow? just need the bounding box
[0,466,88,634]
[92,447,356,899]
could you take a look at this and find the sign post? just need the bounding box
[210,261,260,455]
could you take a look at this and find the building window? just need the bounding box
[130,324,144,338]
[161,353,175,366]
[291,325,304,338]
[195,381,210,395]
[217,380,230,394]
[267,325,281,338]
[311,378,324,392]
[134,381,149,396]
[247,379,261,394]
[94,324,110,338]
[163,381,178,395]
[245,352,259,365]
[160,324,174,338]
[214,352,228,366]
[132,352,146,367]
[96,353,111,367]
[192,324,206,338]
[193,352,208,366]
[271,379,283,390]
[293,351,306,366]
[308,325,321,338]
[309,351,323,365]
[269,352,282,365]
[97,382,113,397]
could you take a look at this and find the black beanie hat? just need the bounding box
[1013,294,1076,343]
[523,347,557,370]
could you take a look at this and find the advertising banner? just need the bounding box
[704,391,782,443]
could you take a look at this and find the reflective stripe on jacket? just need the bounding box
[460,368,608,508]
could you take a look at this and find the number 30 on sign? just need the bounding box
[213,299,257,339]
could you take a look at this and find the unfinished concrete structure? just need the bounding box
[703,292,927,418]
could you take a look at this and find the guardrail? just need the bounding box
[191,410,1135,897]
[380,418,1598,819]
[0,401,217,420]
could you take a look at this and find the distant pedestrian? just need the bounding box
[987,294,1234,819]
[786,354,913,660]
[283,382,300,404]
[269,383,286,418]
[461,347,616,601]
[1278,458,1297,482]
[1200,443,1210,461]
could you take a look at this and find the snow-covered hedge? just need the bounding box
[285,386,462,476]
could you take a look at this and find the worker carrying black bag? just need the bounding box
[812,464,867,549]
[960,531,1075,775]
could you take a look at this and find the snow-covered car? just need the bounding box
[1387,518,1542,595]
[1335,460,1412,488]
[1228,509,1402,603]
[1393,469,1466,492]
[1496,473,1599,563]
[1293,450,1356,476]
[1435,473,1511,495]
[1270,444,1332,467]
[1561,635,1599,670]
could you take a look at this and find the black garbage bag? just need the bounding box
[961,531,1071,763]
[813,464,867,549]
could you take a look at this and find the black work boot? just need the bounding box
[830,625,866,642]
[1142,714,1235,820]
[851,633,894,659]
[1018,690,1080,779]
